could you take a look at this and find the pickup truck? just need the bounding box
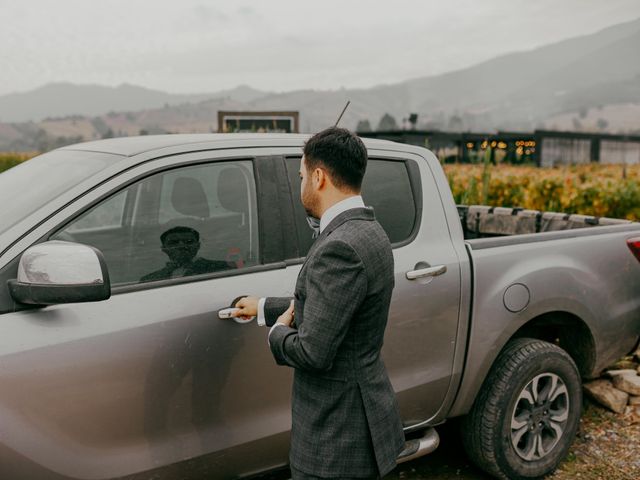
[1,134,639,480]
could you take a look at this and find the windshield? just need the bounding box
[0,150,118,235]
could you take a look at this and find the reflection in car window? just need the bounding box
[285,157,417,256]
[139,226,232,282]
[51,160,259,286]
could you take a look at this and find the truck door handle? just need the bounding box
[406,265,447,280]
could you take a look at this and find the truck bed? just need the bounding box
[450,202,640,420]
[457,204,640,248]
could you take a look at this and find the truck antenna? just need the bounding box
[334,100,351,127]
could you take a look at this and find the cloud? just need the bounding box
[0,0,639,95]
[192,4,229,23]
[237,5,258,17]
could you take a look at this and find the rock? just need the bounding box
[612,372,640,396]
[624,405,640,424]
[634,349,640,363]
[637,365,640,375]
[629,396,640,406]
[584,379,629,413]
[605,369,637,378]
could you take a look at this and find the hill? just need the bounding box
[0,83,269,123]
[1,17,638,150]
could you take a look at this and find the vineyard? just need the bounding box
[1,153,639,221]
[445,163,640,221]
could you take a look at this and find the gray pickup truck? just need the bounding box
[1,134,639,480]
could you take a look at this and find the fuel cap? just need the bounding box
[504,283,530,313]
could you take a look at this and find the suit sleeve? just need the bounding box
[263,297,294,327]
[269,240,367,372]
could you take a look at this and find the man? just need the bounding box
[141,226,232,282]
[231,128,404,479]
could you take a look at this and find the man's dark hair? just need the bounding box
[160,226,199,245]
[303,127,368,191]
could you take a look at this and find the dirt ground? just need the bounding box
[270,398,639,480]
[384,399,640,480]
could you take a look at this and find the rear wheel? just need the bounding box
[462,338,582,479]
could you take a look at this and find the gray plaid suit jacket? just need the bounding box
[267,207,405,478]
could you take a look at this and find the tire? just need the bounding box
[461,338,582,479]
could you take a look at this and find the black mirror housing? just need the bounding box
[8,281,110,306]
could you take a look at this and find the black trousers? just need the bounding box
[290,466,379,480]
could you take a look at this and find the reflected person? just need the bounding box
[141,226,232,282]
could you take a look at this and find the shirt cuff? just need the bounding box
[268,323,286,345]
[257,297,266,326]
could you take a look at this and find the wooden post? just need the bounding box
[590,138,601,163]
[533,131,542,167]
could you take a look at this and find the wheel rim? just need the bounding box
[510,372,569,461]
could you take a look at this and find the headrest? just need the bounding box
[172,177,210,218]
[217,168,249,214]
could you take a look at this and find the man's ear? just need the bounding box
[313,168,326,190]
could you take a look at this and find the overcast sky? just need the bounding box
[1,0,639,96]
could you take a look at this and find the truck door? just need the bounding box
[0,152,297,479]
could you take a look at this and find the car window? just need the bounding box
[284,157,418,256]
[361,159,417,244]
[66,190,128,232]
[50,160,259,287]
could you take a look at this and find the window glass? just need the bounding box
[67,190,127,232]
[361,160,416,244]
[284,157,417,256]
[51,160,259,286]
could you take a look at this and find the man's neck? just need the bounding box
[318,193,359,219]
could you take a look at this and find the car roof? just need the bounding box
[59,133,400,157]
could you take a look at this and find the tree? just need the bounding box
[408,113,418,130]
[356,119,372,132]
[447,115,464,132]
[377,113,398,131]
[91,117,110,137]
[596,118,609,131]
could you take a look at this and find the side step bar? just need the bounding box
[397,428,440,464]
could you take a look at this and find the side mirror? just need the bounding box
[8,241,111,306]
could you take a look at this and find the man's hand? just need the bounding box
[230,296,259,320]
[276,300,295,328]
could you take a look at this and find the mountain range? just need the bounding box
[1,16,638,151]
[0,83,267,123]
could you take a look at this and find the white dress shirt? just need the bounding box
[259,195,365,340]
[319,195,365,234]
